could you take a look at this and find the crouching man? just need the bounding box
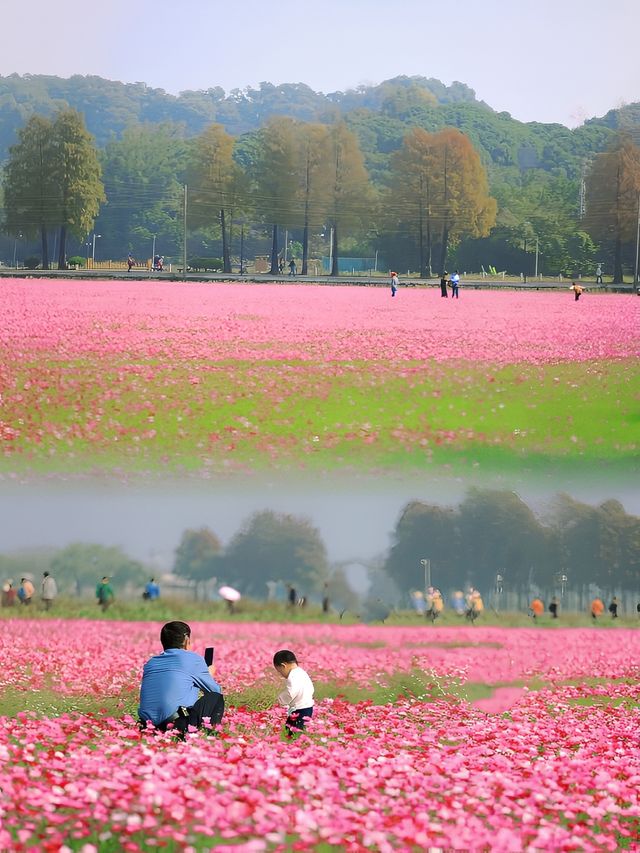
[138,620,224,734]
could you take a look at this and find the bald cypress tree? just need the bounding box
[51,109,105,269]
[326,122,374,277]
[584,133,640,283]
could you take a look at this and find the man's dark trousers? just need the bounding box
[167,692,225,734]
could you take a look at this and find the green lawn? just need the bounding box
[3,358,638,476]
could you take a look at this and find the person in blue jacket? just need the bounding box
[139,621,224,733]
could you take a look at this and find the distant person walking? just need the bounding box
[570,282,584,301]
[530,598,544,620]
[608,597,619,619]
[390,271,399,297]
[590,597,604,621]
[288,258,297,276]
[96,576,115,612]
[450,270,460,299]
[322,583,330,615]
[549,596,559,619]
[287,584,297,610]
[18,577,34,606]
[143,578,160,601]
[2,581,17,607]
[440,271,449,298]
[41,571,58,611]
[127,253,135,272]
[595,263,603,284]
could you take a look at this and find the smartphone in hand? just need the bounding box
[204,646,215,667]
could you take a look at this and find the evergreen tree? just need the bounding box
[98,124,188,260]
[3,115,57,268]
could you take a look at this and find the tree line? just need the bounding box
[4,490,635,602]
[1,82,640,279]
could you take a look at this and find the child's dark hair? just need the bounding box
[161,621,191,650]
[273,649,297,667]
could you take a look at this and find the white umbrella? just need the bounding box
[218,585,241,602]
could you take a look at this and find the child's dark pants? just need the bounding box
[286,706,313,735]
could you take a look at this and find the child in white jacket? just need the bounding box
[273,649,315,734]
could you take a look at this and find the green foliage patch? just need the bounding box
[2,357,638,476]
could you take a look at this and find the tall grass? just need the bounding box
[1,596,638,628]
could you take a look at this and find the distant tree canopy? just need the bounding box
[217,510,329,597]
[187,123,248,273]
[3,109,104,267]
[173,527,222,583]
[0,488,637,604]
[384,489,639,593]
[99,124,187,259]
[584,133,640,282]
[1,72,640,274]
[49,542,146,595]
[386,127,496,275]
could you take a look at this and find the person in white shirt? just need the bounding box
[273,649,314,735]
[450,270,460,298]
[390,271,399,297]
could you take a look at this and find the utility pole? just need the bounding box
[183,184,188,282]
[634,192,640,286]
[328,227,334,275]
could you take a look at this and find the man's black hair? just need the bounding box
[161,621,191,650]
[273,649,297,667]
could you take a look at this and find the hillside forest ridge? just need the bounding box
[1,73,640,281]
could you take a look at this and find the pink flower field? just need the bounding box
[1,621,638,850]
[1,279,639,474]
[2,279,639,363]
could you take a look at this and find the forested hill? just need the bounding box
[0,72,637,178]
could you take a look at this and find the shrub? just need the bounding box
[67,256,86,268]
[189,257,223,272]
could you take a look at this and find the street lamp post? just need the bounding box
[151,234,156,270]
[420,558,431,591]
[91,233,101,264]
[560,573,568,600]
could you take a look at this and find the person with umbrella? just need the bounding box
[219,585,241,614]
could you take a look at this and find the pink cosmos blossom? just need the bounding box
[1,621,639,848]
[1,280,638,364]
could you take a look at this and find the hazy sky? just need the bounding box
[2,0,638,127]
[3,473,639,568]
